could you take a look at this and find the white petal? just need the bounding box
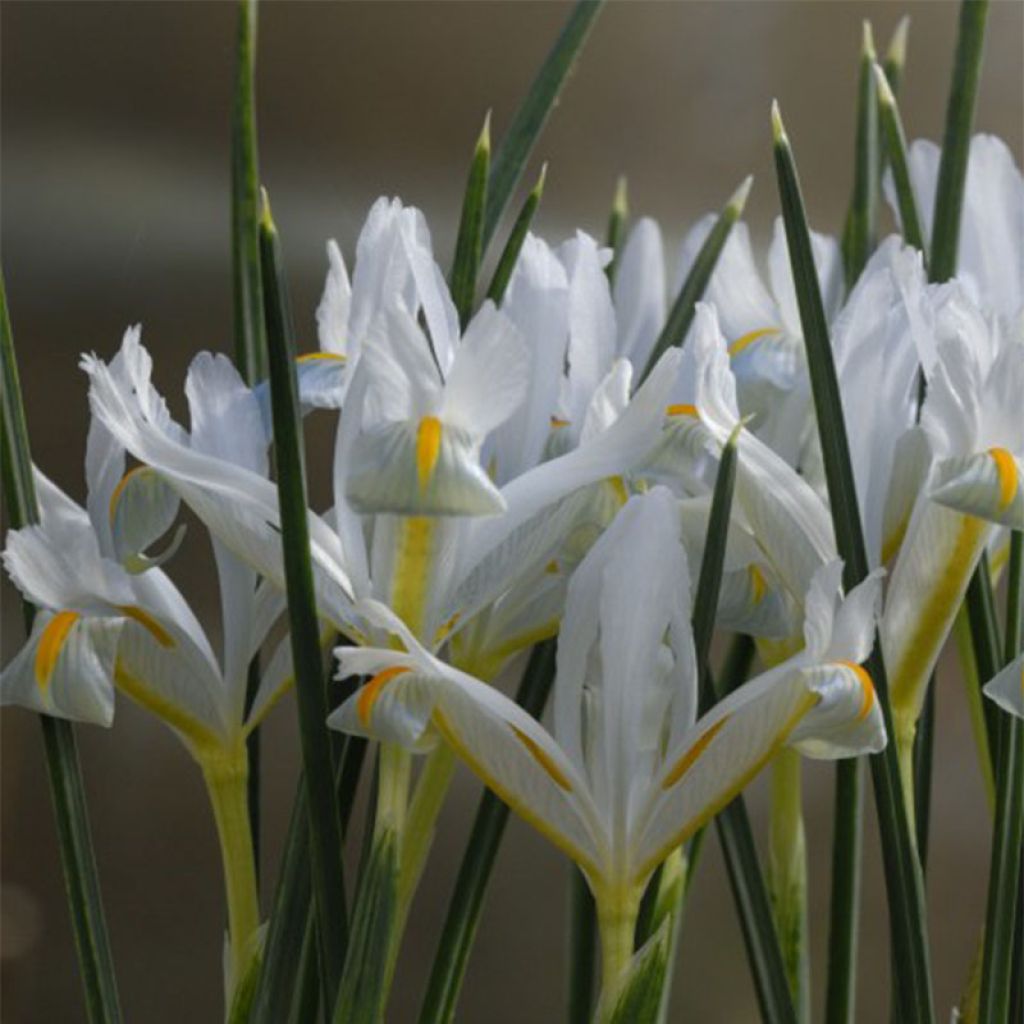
[0,612,119,726]
[930,450,1023,529]
[316,239,352,356]
[984,654,1024,719]
[614,217,666,374]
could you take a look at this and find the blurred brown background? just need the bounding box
[2,1,1021,1020]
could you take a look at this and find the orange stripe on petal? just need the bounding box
[838,660,876,721]
[511,725,573,791]
[665,403,698,418]
[728,326,780,358]
[297,351,346,363]
[116,605,175,648]
[989,447,1018,510]
[34,611,80,692]
[416,416,443,491]
[662,715,730,789]
[356,665,412,726]
[108,465,151,525]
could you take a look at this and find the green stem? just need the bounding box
[769,748,810,1023]
[596,886,642,1020]
[201,744,261,998]
[954,608,997,811]
[568,867,598,1024]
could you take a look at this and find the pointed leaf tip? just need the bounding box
[478,110,492,154]
[861,20,876,59]
[887,15,910,68]
[613,175,629,218]
[533,161,549,197]
[770,101,787,145]
[873,63,895,106]
[259,186,274,232]
[728,174,754,216]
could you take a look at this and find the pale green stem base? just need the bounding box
[200,742,260,1005]
[651,848,689,1024]
[768,747,810,1023]
[895,715,920,848]
[596,885,642,1021]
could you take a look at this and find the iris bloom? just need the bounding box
[328,488,886,1012]
[3,333,299,995]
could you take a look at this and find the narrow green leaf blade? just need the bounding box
[417,641,557,1024]
[450,114,491,329]
[259,195,348,999]
[641,176,752,382]
[929,0,989,284]
[841,21,880,287]
[604,919,672,1024]
[482,0,605,249]
[567,867,597,1024]
[882,16,910,98]
[486,163,547,306]
[604,175,628,286]
[874,64,928,258]
[978,532,1024,1023]
[1,272,123,1023]
[231,0,267,385]
[773,104,934,1024]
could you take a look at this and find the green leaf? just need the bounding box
[912,684,936,868]
[486,163,547,306]
[417,640,557,1024]
[567,867,598,1024]
[332,830,400,1024]
[231,0,268,886]
[929,0,989,285]
[603,918,672,1024]
[882,16,910,98]
[641,176,752,382]
[482,0,605,250]
[841,21,880,287]
[1,272,123,1024]
[978,532,1024,1024]
[259,194,349,1001]
[450,114,491,330]
[873,64,928,259]
[773,103,934,1024]
[604,175,629,287]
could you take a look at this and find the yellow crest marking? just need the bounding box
[837,660,876,721]
[416,416,443,491]
[116,605,175,648]
[989,447,1018,510]
[608,476,630,506]
[749,564,767,605]
[511,725,573,791]
[728,326,781,358]
[662,715,731,789]
[665,403,698,418]
[357,665,412,726]
[433,612,461,646]
[34,611,81,691]
[297,351,346,363]
[550,416,570,429]
[108,465,152,525]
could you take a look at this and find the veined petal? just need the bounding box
[0,611,120,726]
[108,465,183,572]
[930,448,1024,529]
[614,217,666,375]
[316,239,352,356]
[767,215,843,337]
[983,654,1024,719]
[789,660,887,758]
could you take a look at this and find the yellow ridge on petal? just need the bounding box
[108,465,151,525]
[416,416,443,491]
[837,660,876,721]
[665,403,698,418]
[357,665,412,727]
[116,605,175,648]
[608,476,630,506]
[297,351,346,363]
[989,447,1018,511]
[550,416,570,429]
[749,564,767,605]
[34,611,81,692]
[432,707,598,877]
[511,725,573,791]
[662,715,731,789]
[728,326,781,358]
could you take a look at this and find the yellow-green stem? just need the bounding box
[375,742,411,842]
[200,743,260,997]
[768,746,809,1022]
[894,715,920,848]
[596,884,642,1020]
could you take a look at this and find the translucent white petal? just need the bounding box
[789,661,887,758]
[984,654,1024,719]
[0,612,120,726]
[614,217,665,374]
[316,239,352,356]
[930,450,1024,529]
